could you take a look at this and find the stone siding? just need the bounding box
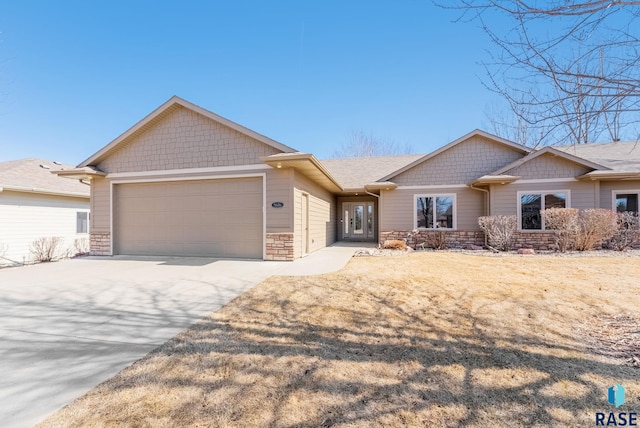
[90,232,111,255]
[380,230,556,250]
[265,233,295,261]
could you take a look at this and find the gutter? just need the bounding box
[0,185,89,199]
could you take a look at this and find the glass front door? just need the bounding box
[342,202,375,240]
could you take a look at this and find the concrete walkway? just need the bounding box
[0,242,371,427]
[277,242,376,276]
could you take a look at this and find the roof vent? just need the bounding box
[39,164,50,169]
[53,161,62,165]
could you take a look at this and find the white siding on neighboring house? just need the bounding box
[0,191,90,265]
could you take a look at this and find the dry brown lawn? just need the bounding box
[39,252,639,427]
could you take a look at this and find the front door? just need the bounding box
[342,202,375,240]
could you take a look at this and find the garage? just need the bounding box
[114,177,263,258]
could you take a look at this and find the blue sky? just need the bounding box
[0,1,502,163]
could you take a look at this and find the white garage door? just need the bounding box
[115,177,263,258]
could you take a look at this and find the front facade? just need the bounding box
[0,158,90,265]
[58,97,640,260]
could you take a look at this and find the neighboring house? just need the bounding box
[0,158,90,265]
[56,96,640,260]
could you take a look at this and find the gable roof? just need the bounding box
[378,129,531,182]
[79,96,297,167]
[321,154,423,190]
[0,158,90,198]
[554,141,640,172]
[490,146,609,176]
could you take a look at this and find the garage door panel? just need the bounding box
[116,177,263,258]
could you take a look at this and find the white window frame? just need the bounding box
[76,211,90,234]
[517,190,571,231]
[414,194,457,230]
[612,190,640,213]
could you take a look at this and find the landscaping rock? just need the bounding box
[466,245,484,251]
[517,248,536,255]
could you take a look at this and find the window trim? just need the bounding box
[517,190,571,231]
[414,193,457,230]
[612,189,640,213]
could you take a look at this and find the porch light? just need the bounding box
[276,162,282,169]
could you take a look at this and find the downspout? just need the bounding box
[469,184,490,247]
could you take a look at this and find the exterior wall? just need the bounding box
[391,136,525,186]
[599,180,640,210]
[293,171,336,259]
[506,153,592,179]
[97,105,281,173]
[380,230,485,249]
[0,191,90,264]
[380,186,485,232]
[490,180,599,217]
[265,233,294,261]
[265,168,294,234]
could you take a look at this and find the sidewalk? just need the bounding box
[276,242,376,276]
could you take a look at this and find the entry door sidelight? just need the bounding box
[342,202,374,239]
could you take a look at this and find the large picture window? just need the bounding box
[415,195,455,229]
[518,191,568,230]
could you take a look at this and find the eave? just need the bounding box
[261,153,343,193]
[52,167,107,181]
[577,171,640,181]
[468,175,521,186]
[0,185,89,199]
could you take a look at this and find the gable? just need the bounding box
[97,104,283,173]
[391,135,526,186]
[503,152,593,179]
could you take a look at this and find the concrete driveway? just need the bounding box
[0,256,284,428]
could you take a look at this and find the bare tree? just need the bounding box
[330,129,414,158]
[440,0,640,145]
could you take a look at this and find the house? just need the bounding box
[0,158,90,265]
[55,96,640,260]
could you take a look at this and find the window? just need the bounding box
[76,212,89,234]
[518,191,568,230]
[415,195,455,229]
[614,192,639,213]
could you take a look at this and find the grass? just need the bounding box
[39,252,639,427]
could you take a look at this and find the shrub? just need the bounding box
[542,208,618,251]
[478,215,517,251]
[74,238,90,256]
[382,239,407,250]
[607,212,640,251]
[574,209,617,251]
[540,208,579,252]
[30,237,65,262]
[423,230,448,250]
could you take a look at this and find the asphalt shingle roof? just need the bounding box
[320,154,424,189]
[0,158,90,197]
[554,141,640,172]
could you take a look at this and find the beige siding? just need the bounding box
[293,171,336,258]
[392,136,524,185]
[599,180,640,210]
[90,178,110,232]
[491,180,598,216]
[0,191,89,264]
[506,153,592,179]
[380,187,484,231]
[98,105,281,173]
[265,169,293,233]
